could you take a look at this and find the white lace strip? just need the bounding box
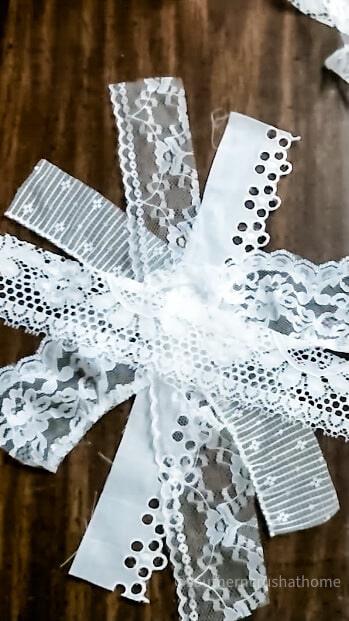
[1,232,348,439]
[220,403,339,535]
[225,249,349,351]
[0,230,347,418]
[109,77,200,277]
[0,337,146,472]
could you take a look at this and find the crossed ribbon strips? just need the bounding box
[0,78,345,621]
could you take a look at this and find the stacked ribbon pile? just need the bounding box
[0,77,348,620]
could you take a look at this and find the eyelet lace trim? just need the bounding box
[1,234,349,442]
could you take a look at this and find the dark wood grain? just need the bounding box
[0,1,348,620]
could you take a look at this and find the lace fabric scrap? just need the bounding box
[0,337,145,471]
[289,0,349,82]
[1,161,150,471]
[109,77,200,277]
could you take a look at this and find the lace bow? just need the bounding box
[0,78,345,621]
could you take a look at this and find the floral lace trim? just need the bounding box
[109,77,200,277]
[225,249,349,348]
[0,337,146,472]
[149,379,267,621]
[70,387,167,600]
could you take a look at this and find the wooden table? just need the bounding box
[0,1,348,619]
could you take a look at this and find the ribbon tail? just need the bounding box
[70,388,166,601]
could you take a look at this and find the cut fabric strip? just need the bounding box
[6,159,135,275]
[221,403,338,535]
[148,377,268,621]
[69,387,166,599]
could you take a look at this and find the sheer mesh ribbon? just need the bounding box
[0,78,342,619]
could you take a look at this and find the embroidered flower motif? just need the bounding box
[276,511,289,524]
[35,261,94,306]
[53,222,65,234]
[246,273,301,322]
[91,197,104,210]
[60,179,72,190]
[80,241,94,255]
[21,202,34,216]
[157,137,189,176]
[250,440,260,452]
[295,439,307,451]
[264,475,276,487]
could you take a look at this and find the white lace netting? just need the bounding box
[0,235,348,439]
[109,78,200,278]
